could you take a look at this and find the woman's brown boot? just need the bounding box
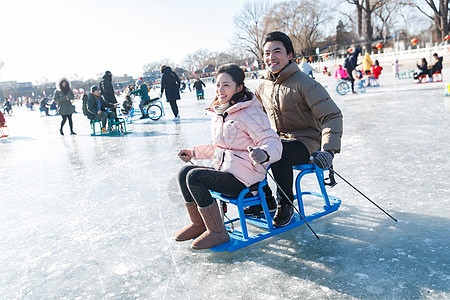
[175,202,206,241]
[191,202,230,250]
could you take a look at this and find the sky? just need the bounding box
[0,0,245,83]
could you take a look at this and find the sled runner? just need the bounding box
[90,117,128,136]
[209,164,341,252]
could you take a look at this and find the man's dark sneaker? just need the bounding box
[272,204,294,228]
[140,114,149,119]
[243,195,277,217]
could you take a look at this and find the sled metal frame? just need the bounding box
[196,90,204,100]
[210,164,341,252]
[90,117,128,136]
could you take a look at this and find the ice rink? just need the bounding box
[1,69,449,299]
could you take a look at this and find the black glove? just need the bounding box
[310,151,334,170]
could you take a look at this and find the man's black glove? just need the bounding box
[310,150,334,170]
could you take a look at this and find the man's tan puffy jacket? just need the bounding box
[255,63,343,154]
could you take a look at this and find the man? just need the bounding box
[254,31,343,228]
[428,53,443,80]
[100,71,118,120]
[86,85,117,133]
[343,48,361,94]
[193,77,206,100]
[130,79,151,119]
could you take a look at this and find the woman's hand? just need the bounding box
[248,146,269,164]
[178,149,194,163]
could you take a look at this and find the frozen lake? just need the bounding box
[1,70,449,299]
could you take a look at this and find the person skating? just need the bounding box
[176,64,282,249]
[54,78,76,135]
[130,79,151,119]
[254,31,343,228]
[160,65,181,120]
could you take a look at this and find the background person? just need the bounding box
[343,48,361,94]
[160,65,181,120]
[193,77,206,100]
[100,71,118,120]
[86,85,116,133]
[130,79,150,119]
[54,78,76,135]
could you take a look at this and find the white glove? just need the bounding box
[248,146,269,164]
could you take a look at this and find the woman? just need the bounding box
[54,78,75,135]
[414,58,428,80]
[160,65,181,120]
[176,64,282,250]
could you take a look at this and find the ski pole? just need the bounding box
[329,168,397,222]
[260,164,320,240]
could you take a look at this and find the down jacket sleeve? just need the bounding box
[299,80,343,152]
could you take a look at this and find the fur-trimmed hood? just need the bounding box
[55,77,71,91]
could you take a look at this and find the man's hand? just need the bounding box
[310,151,334,170]
[178,149,194,163]
[248,146,269,164]
[97,110,102,115]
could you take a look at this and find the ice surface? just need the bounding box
[1,69,449,299]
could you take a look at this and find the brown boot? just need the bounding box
[191,202,230,250]
[175,202,206,242]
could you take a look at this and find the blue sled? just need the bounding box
[210,164,342,252]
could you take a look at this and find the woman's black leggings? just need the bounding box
[60,114,74,131]
[168,100,179,117]
[177,165,246,207]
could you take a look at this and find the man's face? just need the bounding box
[263,40,292,73]
[93,90,101,97]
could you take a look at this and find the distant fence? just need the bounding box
[311,42,450,71]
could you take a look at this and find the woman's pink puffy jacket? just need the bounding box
[193,96,282,187]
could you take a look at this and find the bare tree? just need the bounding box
[376,0,401,42]
[266,0,327,56]
[345,0,365,36]
[232,0,272,58]
[402,0,449,41]
[182,49,210,72]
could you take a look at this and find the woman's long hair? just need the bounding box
[213,64,253,106]
[57,78,71,95]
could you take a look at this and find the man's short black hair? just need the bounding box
[262,31,295,57]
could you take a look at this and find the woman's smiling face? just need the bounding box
[215,73,243,104]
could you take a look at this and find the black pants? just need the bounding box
[60,114,74,132]
[269,140,310,205]
[345,68,355,92]
[177,165,246,207]
[94,111,116,128]
[168,100,179,117]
